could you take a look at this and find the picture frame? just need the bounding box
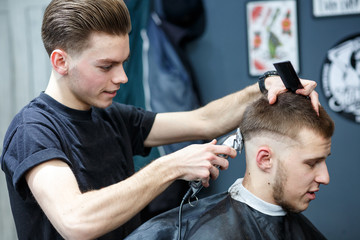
[313,0,360,17]
[246,0,299,76]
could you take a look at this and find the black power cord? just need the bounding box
[177,188,192,240]
[177,128,243,240]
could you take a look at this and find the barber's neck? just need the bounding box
[45,71,90,110]
[45,71,62,98]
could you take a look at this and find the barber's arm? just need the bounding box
[144,76,319,147]
[25,141,235,239]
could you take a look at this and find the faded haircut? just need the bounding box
[41,0,131,56]
[239,92,334,142]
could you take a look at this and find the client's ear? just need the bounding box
[50,49,69,75]
[256,147,273,172]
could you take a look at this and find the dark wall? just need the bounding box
[186,1,360,239]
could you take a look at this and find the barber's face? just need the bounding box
[64,32,129,110]
[271,129,331,213]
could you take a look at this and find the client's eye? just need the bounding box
[305,160,317,168]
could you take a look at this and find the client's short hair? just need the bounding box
[239,92,334,142]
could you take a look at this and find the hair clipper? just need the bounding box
[189,128,243,198]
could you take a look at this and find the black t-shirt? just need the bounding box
[1,92,156,239]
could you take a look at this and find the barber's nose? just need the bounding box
[112,65,128,84]
[315,161,330,185]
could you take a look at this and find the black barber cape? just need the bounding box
[126,178,326,240]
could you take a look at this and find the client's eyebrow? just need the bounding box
[305,153,332,163]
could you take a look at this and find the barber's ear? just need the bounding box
[256,147,273,172]
[50,49,69,75]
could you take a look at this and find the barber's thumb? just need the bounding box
[268,92,277,105]
[209,139,217,145]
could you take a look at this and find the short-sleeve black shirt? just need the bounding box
[1,92,156,239]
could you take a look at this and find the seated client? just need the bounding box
[126,92,335,240]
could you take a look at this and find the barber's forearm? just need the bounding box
[198,83,261,139]
[70,159,174,239]
[145,83,261,147]
[27,159,175,240]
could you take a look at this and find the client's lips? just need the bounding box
[307,189,319,200]
[307,192,316,200]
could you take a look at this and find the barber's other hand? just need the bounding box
[265,76,319,115]
[168,139,237,187]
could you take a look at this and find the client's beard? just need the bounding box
[272,161,301,213]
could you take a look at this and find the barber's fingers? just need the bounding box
[174,140,234,183]
[202,157,229,187]
[309,91,320,116]
[265,76,287,104]
[296,84,320,116]
[297,79,317,94]
[211,154,231,171]
[267,77,320,115]
[198,146,232,187]
[210,163,222,180]
[216,144,237,159]
[209,139,217,145]
[201,164,221,187]
[267,85,288,105]
[201,177,210,188]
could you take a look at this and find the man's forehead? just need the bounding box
[76,32,130,59]
[294,129,332,158]
[297,128,332,145]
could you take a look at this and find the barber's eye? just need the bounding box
[101,65,112,71]
[307,163,315,167]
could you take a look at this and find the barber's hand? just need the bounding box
[265,76,319,115]
[168,139,237,187]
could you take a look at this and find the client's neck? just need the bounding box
[242,169,276,205]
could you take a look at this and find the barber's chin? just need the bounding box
[94,100,113,109]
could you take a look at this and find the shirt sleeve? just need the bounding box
[1,122,71,199]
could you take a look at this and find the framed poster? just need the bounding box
[321,33,360,123]
[313,0,360,17]
[246,0,299,76]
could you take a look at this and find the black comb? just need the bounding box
[273,61,303,92]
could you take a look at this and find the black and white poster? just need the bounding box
[321,33,360,123]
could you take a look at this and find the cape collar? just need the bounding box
[228,178,287,216]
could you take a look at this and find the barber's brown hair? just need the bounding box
[41,0,131,56]
[240,92,334,141]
